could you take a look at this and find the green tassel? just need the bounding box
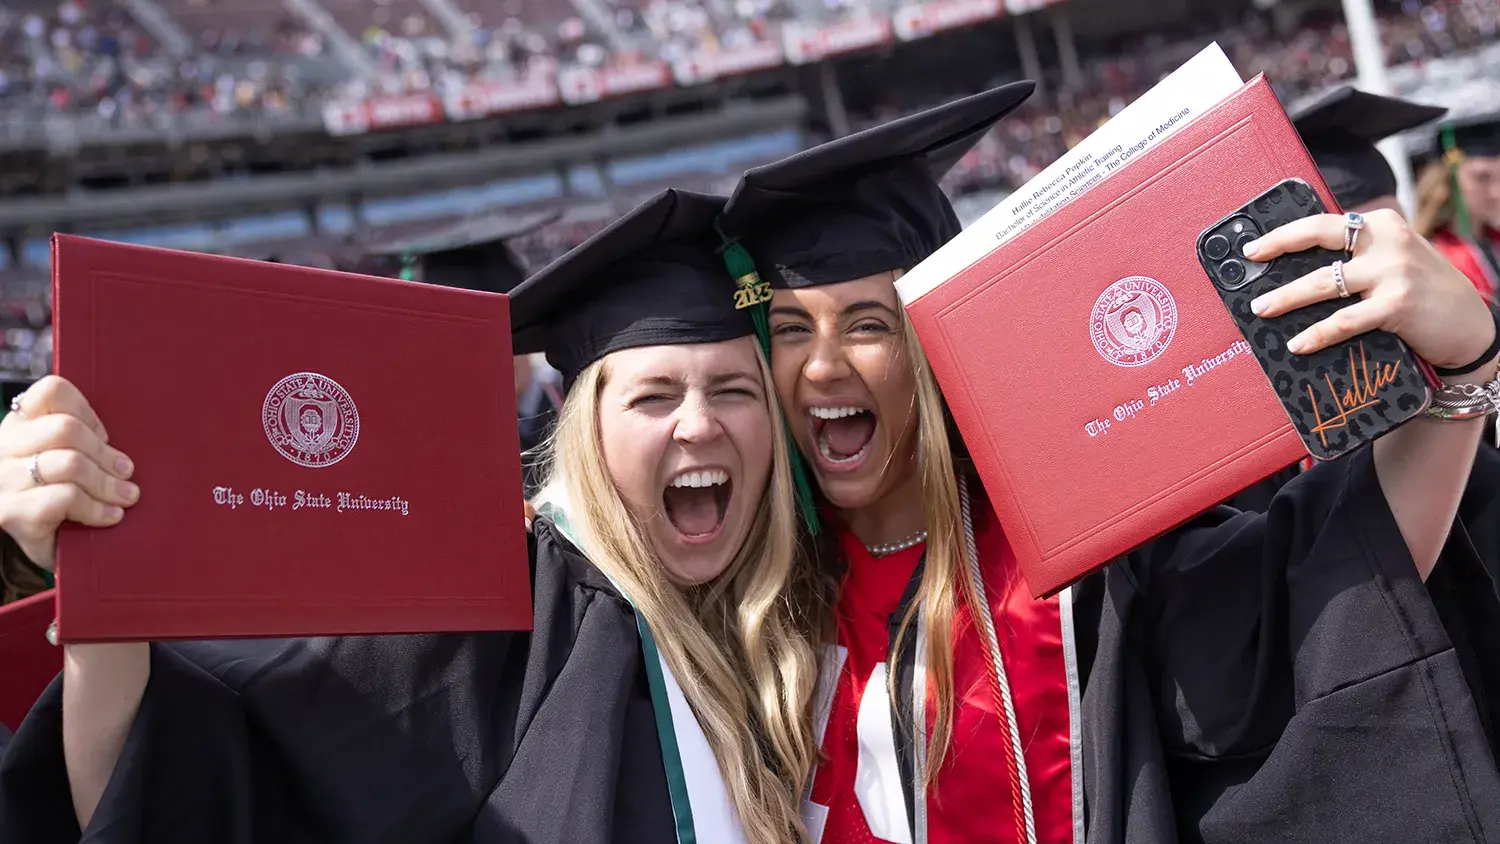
[714,219,822,536]
[399,252,416,281]
[1443,125,1475,242]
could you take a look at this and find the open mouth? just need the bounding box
[662,469,731,543]
[808,405,877,472]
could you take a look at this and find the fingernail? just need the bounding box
[120,482,139,503]
[1287,335,1306,354]
[115,456,133,476]
[1243,239,1263,258]
[106,506,124,521]
[1250,296,1269,316]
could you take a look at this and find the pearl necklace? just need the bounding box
[865,529,928,557]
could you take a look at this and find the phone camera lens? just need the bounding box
[1219,259,1246,285]
[1234,232,1258,258]
[1204,234,1231,260]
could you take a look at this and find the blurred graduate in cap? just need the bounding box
[1292,85,1447,216]
[0,190,826,844]
[1226,85,1449,512]
[715,83,1500,844]
[357,209,559,294]
[363,210,566,496]
[1416,110,1500,302]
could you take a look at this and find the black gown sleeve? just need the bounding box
[1439,445,1500,762]
[1217,463,1301,514]
[1080,444,1500,844]
[0,520,674,844]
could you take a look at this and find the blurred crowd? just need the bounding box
[344,10,563,100]
[0,0,1497,380]
[0,0,333,124]
[932,0,1498,197]
[0,280,51,382]
[612,0,791,66]
[2,0,1493,129]
[493,0,1500,260]
[337,0,800,100]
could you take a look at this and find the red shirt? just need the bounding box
[806,500,1074,844]
[1431,226,1499,302]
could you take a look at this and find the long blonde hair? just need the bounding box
[533,343,824,844]
[877,275,976,786]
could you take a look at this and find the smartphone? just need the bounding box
[1195,178,1430,461]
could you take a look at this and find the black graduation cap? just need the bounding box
[718,81,1036,288]
[365,208,562,294]
[1440,109,1500,159]
[508,189,752,391]
[1290,86,1446,208]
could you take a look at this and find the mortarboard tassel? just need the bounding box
[715,219,822,536]
[1443,124,1476,242]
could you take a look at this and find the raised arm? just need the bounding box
[1247,209,1497,578]
[0,376,146,829]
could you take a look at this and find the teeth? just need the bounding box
[819,439,870,464]
[809,406,866,420]
[669,469,729,489]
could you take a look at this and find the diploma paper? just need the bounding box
[895,43,1245,304]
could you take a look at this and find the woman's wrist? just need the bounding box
[1439,358,1499,388]
[1431,309,1500,376]
[1425,359,1500,423]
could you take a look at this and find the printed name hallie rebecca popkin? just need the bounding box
[211,486,411,516]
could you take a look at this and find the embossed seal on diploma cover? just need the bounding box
[1090,276,1179,368]
[262,372,360,468]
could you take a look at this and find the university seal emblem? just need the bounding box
[262,372,360,468]
[1089,276,1179,367]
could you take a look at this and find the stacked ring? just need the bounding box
[1332,260,1351,298]
[1343,211,1365,255]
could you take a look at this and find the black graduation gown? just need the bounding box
[0,517,677,844]
[1219,463,1301,514]
[1075,443,1500,843]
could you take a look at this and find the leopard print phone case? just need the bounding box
[1198,179,1430,461]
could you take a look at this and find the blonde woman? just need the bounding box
[0,190,826,844]
[718,87,1500,843]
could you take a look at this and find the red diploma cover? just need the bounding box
[0,591,61,730]
[50,235,531,642]
[902,76,1326,597]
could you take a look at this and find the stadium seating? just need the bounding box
[325,0,444,41]
[451,0,578,34]
[155,0,314,56]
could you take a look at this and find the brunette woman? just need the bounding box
[1417,111,1500,301]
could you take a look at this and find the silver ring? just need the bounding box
[28,453,45,487]
[1332,259,1351,298]
[1343,211,1365,254]
[8,393,27,420]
